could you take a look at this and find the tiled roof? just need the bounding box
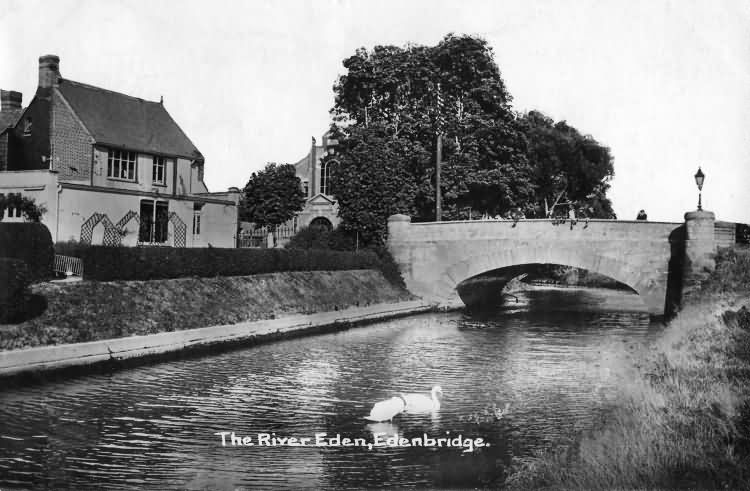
[57,79,203,160]
[0,108,23,130]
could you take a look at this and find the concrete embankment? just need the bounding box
[0,269,433,380]
[0,299,433,379]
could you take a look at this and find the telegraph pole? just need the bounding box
[436,132,442,221]
[435,83,444,222]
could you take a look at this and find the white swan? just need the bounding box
[402,385,443,413]
[364,396,406,422]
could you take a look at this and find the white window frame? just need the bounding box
[193,203,204,237]
[152,156,168,186]
[320,161,329,195]
[107,149,137,182]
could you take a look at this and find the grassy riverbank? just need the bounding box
[506,246,750,490]
[0,270,414,351]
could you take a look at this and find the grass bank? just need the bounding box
[506,246,750,490]
[0,269,414,351]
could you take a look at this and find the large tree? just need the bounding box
[516,110,616,218]
[240,163,305,239]
[0,194,45,222]
[327,124,430,245]
[329,34,534,243]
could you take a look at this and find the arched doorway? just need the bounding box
[309,217,333,232]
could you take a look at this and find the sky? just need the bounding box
[2,0,749,223]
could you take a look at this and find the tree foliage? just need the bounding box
[0,194,45,222]
[330,34,534,244]
[328,34,617,245]
[327,124,430,245]
[240,163,305,230]
[517,110,615,218]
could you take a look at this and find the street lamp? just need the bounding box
[694,167,705,211]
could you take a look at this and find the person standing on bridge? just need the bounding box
[568,205,577,229]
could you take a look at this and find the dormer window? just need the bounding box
[107,149,137,181]
[23,117,32,137]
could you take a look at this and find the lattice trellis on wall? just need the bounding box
[168,212,186,248]
[115,210,140,246]
[80,213,120,246]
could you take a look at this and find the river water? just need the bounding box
[0,287,661,489]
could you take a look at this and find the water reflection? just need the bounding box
[0,287,659,489]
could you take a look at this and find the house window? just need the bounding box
[193,203,203,236]
[302,180,309,196]
[23,117,32,137]
[139,200,169,243]
[152,156,168,185]
[107,149,137,181]
[320,159,337,196]
[320,161,329,195]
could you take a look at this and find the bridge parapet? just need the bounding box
[389,216,683,243]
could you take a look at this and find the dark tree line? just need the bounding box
[327,34,615,246]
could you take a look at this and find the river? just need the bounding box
[0,287,662,489]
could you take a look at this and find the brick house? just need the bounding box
[0,55,240,247]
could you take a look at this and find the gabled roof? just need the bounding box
[57,79,203,160]
[308,193,336,205]
[0,108,23,130]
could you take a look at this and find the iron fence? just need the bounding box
[53,254,84,277]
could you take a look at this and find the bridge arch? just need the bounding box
[435,245,661,312]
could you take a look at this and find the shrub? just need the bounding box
[286,226,331,250]
[0,194,46,222]
[737,223,750,245]
[702,246,750,294]
[286,226,356,251]
[0,258,31,323]
[81,246,382,281]
[367,246,407,289]
[0,222,54,281]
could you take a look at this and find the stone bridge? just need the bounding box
[387,211,720,316]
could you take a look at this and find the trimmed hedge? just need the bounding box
[287,227,406,288]
[54,240,93,258]
[0,258,31,323]
[81,246,383,281]
[0,222,54,281]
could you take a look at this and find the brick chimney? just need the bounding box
[38,54,61,88]
[0,90,22,112]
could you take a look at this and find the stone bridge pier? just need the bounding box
[387,211,717,317]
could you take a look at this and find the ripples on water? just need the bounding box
[0,287,661,489]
